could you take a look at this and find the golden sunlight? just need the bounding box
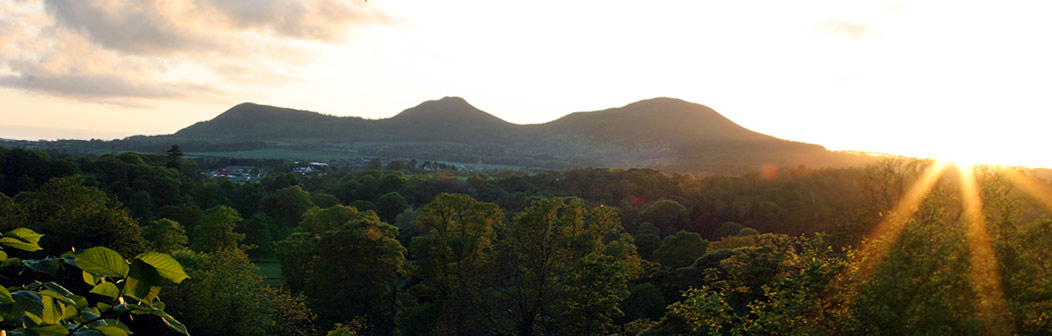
[839,161,1026,334]
[956,164,1012,335]
[1003,170,1052,212]
[850,161,948,282]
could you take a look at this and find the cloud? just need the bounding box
[43,0,210,55]
[0,0,387,103]
[0,71,219,99]
[813,20,880,39]
[206,0,390,41]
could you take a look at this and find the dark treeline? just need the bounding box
[2,146,1052,335]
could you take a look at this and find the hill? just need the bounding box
[109,97,874,173]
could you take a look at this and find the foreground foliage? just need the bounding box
[0,227,189,335]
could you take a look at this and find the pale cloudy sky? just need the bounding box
[2,0,1051,167]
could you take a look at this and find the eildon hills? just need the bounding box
[112,97,875,173]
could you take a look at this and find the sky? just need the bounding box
[1,0,1051,167]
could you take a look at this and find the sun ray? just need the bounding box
[850,161,950,282]
[827,161,950,315]
[1003,168,1052,212]
[957,164,1013,335]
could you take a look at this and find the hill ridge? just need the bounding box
[140,96,873,173]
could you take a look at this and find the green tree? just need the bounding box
[634,233,662,260]
[651,234,845,335]
[406,193,503,334]
[495,197,641,335]
[240,213,275,259]
[640,199,689,236]
[166,248,317,336]
[326,317,371,336]
[376,192,409,223]
[310,192,341,208]
[166,144,184,169]
[352,174,379,201]
[378,171,407,195]
[737,227,760,236]
[713,221,744,239]
[276,207,406,332]
[142,218,189,253]
[262,185,314,239]
[0,176,147,255]
[157,204,205,234]
[274,232,319,293]
[349,200,377,213]
[297,205,370,234]
[190,205,246,253]
[653,230,709,269]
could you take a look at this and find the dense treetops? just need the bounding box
[3,146,1052,334]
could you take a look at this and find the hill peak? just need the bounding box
[625,96,691,106]
[388,96,510,126]
[540,97,769,142]
[212,102,324,121]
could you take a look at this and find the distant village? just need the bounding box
[202,157,489,181]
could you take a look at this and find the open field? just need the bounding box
[188,148,368,161]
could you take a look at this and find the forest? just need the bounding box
[1,145,1051,335]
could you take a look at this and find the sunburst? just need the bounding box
[957,164,1012,335]
[840,160,1028,335]
[845,161,949,283]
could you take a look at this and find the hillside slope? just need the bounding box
[121,97,873,173]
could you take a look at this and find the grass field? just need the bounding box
[253,257,283,286]
[188,148,368,161]
[189,147,536,172]
[432,160,534,171]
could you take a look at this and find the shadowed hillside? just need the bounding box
[174,103,366,141]
[114,97,875,173]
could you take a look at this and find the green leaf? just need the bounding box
[75,247,129,278]
[82,271,99,286]
[0,228,44,252]
[89,282,120,300]
[38,290,76,307]
[90,326,130,336]
[160,313,190,336]
[126,304,188,335]
[35,281,90,310]
[0,285,13,304]
[24,258,62,275]
[124,259,162,303]
[80,307,102,325]
[2,256,22,267]
[11,289,44,317]
[74,329,106,336]
[28,324,70,336]
[0,250,8,262]
[133,252,189,284]
[102,319,132,332]
[61,301,79,320]
[40,295,62,324]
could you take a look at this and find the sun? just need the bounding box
[927,151,986,168]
